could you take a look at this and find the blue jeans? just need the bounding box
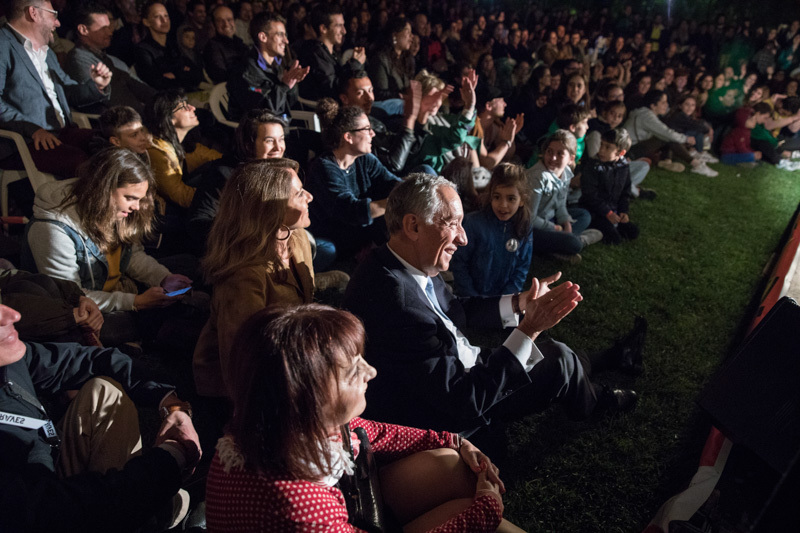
[531,207,591,255]
[721,152,756,164]
[629,160,650,196]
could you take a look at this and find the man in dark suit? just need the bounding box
[342,174,639,434]
[0,0,112,177]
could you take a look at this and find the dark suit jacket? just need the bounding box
[0,24,108,158]
[64,45,154,113]
[342,245,532,432]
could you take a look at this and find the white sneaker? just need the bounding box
[779,159,800,171]
[691,162,718,177]
[699,151,719,163]
[579,229,603,247]
[791,150,800,160]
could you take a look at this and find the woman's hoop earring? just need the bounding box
[277,224,292,241]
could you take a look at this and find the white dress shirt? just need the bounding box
[8,24,66,128]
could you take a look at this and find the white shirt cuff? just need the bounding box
[498,294,519,328]
[503,328,544,372]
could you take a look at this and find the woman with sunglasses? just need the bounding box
[306,99,401,255]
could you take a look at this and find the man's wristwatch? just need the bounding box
[160,401,193,419]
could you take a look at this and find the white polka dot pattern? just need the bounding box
[205,418,503,532]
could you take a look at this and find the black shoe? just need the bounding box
[637,187,658,200]
[614,316,647,375]
[596,386,639,414]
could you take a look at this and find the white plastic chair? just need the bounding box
[209,82,240,128]
[72,112,100,129]
[296,95,319,111]
[0,129,56,218]
[289,109,321,132]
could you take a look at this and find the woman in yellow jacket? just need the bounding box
[144,90,222,210]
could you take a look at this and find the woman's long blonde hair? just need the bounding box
[67,147,156,253]
[202,158,300,284]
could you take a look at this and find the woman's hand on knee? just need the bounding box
[475,470,504,511]
[459,439,505,494]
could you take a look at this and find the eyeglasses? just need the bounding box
[172,102,192,113]
[32,5,58,18]
[268,31,287,39]
[348,125,373,134]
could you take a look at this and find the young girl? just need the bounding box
[450,163,534,297]
[525,130,601,264]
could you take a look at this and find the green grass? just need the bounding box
[480,162,800,532]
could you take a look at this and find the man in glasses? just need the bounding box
[0,0,113,178]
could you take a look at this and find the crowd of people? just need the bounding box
[1,0,798,530]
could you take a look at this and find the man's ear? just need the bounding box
[618,149,627,158]
[77,24,90,37]
[402,213,420,241]
[257,31,268,44]
[109,136,122,147]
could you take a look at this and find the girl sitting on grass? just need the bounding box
[450,163,533,297]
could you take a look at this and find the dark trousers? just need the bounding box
[1,127,94,179]
[590,214,639,244]
[486,337,598,423]
[629,137,694,165]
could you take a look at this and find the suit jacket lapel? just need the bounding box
[4,27,47,92]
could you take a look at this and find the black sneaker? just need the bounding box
[637,187,658,200]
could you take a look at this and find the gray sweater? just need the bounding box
[623,107,687,145]
[25,179,169,312]
[526,161,573,230]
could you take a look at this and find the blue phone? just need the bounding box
[165,287,191,297]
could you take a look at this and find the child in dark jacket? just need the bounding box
[720,107,761,165]
[580,128,640,244]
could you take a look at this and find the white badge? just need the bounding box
[0,410,48,430]
[505,238,519,252]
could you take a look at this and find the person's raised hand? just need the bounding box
[90,62,113,90]
[403,80,423,119]
[281,60,310,89]
[31,128,61,151]
[460,68,478,111]
[518,280,582,338]
[353,46,366,64]
[500,116,518,143]
[514,112,525,133]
